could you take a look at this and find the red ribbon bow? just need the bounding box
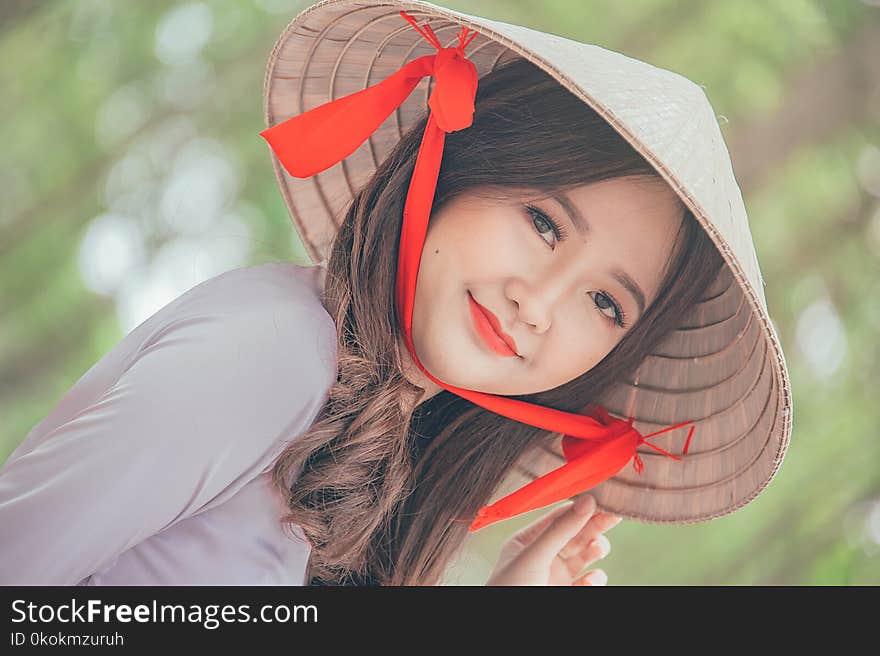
[260,10,696,533]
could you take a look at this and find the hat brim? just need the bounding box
[262,0,793,524]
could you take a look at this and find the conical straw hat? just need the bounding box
[262,0,794,524]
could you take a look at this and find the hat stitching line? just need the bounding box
[628,321,762,394]
[679,272,739,325]
[651,296,752,361]
[698,275,735,303]
[618,322,763,399]
[676,289,748,332]
[649,308,755,363]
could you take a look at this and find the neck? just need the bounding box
[396,334,444,406]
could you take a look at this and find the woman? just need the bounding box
[0,1,792,587]
[279,53,724,586]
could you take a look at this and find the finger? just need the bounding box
[508,497,588,547]
[559,533,610,574]
[521,494,598,562]
[559,512,622,557]
[573,568,607,586]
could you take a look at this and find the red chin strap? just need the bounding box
[260,10,696,532]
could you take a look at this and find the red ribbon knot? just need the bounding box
[465,407,697,531]
[259,11,478,179]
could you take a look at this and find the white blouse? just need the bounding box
[0,262,337,585]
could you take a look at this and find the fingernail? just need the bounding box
[588,570,607,586]
[589,536,610,557]
[606,515,623,528]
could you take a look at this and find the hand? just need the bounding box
[484,494,622,586]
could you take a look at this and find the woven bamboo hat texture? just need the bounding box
[261,0,794,524]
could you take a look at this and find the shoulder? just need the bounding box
[124,262,338,412]
[118,262,338,466]
[167,262,336,375]
[192,262,330,324]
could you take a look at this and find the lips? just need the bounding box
[468,292,519,357]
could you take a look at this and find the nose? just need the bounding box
[510,267,581,333]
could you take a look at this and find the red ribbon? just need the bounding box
[260,10,696,533]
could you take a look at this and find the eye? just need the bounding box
[591,291,629,329]
[524,204,567,249]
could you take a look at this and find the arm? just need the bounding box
[0,295,334,585]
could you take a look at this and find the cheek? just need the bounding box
[437,212,528,274]
[540,326,607,386]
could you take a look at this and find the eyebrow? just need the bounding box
[550,191,647,319]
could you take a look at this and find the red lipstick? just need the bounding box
[467,292,519,358]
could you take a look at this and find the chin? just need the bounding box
[433,369,509,396]
[416,355,457,386]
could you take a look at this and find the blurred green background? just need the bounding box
[2,0,879,585]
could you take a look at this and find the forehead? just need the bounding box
[563,177,684,223]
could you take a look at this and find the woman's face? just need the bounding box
[397,177,685,400]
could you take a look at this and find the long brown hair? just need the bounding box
[270,56,725,585]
